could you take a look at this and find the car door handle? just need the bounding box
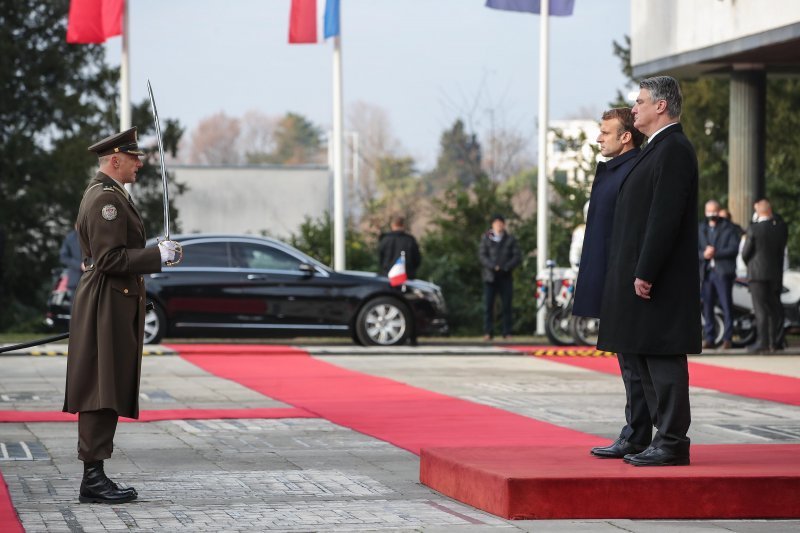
[150,273,169,279]
[246,274,267,281]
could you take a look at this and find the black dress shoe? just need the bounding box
[623,446,690,466]
[79,461,137,504]
[590,438,648,459]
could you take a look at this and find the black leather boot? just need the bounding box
[79,461,137,504]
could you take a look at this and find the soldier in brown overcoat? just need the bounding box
[64,127,179,503]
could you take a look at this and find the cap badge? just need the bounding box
[101,204,118,221]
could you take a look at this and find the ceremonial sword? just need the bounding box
[146,79,182,266]
[2,83,177,353]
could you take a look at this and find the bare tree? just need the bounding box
[347,101,403,204]
[238,110,279,164]
[484,127,533,182]
[187,112,242,165]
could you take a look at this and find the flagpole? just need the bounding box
[332,33,346,271]
[120,0,133,196]
[535,0,549,335]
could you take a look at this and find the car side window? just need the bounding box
[178,241,231,268]
[232,243,300,271]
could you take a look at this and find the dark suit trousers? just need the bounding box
[483,274,513,336]
[701,270,734,342]
[626,354,691,455]
[78,409,118,462]
[616,353,656,446]
[749,280,784,349]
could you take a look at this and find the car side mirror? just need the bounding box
[299,263,315,276]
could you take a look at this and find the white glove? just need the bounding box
[158,240,178,263]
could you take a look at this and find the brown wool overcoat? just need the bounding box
[63,172,162,419]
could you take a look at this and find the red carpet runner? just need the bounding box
[0,407,313,423]
[509,346,800,406]
[0,471,22,533]
[173,344,598,454]
[174,344,800,520]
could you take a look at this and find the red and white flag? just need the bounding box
[66,0,124,44]
[387,253,407,287]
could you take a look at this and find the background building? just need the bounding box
[171,165,331,239]
[630,0,800,224]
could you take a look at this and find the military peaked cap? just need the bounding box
[88,127,145,157]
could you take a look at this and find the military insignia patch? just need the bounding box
[101,204,118,221]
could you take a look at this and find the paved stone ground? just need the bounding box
[0,350,798,532]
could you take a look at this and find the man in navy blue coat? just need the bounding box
[699,200,741,350]
[571,108,648,461]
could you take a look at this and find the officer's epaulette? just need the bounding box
[103,185,116,192]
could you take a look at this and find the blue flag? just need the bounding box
[324,0,340,38]
[486,0,575,16]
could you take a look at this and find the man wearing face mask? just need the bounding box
[698,200,741,350]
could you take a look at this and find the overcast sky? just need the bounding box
[105,0,631,170]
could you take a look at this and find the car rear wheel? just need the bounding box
[355,297,410,346]
[143,302,167,345]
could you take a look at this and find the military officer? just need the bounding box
[63,127,180,504]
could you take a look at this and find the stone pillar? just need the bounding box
[728,67,766,227]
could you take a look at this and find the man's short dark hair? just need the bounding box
[640,76,682,119]
[390,215,406,228]
[601,107,645,148]
[490,214,505,223]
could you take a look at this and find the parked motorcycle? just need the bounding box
[535,261,576,346]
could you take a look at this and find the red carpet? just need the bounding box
[165,343,309,356]
[181,352,597,454]
[0,407,314,423]
[421,444,800,519]
[0,471,22,533]
[177,345,800,520]
[511,346,800,406]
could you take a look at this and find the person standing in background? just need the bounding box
[60,224,85,292]
[479,214,521,341]
[698,200,741,350]
[742,198,789,353]
[378,215,421,280]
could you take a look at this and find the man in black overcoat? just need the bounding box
[378,215,421,280]
[597,76,701,467]
[742,199,788,353]
[570,108,650,460]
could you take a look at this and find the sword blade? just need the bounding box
[146,79,171,240]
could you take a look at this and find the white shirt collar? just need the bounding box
[647,122,678,143]
[110,178,129,198]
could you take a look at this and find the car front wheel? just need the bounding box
[143,302,167,345]
[355,297,411,346]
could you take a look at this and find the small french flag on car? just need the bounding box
[388,252,408,287]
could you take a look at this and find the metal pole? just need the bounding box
[535,0,549,335]
[332,35,346,271]
[120,0,133,196]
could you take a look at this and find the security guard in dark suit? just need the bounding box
[64,127,179,503]
[742,199,788,353]
[698,200,741,350]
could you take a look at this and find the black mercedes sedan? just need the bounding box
[45,234,448,346]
